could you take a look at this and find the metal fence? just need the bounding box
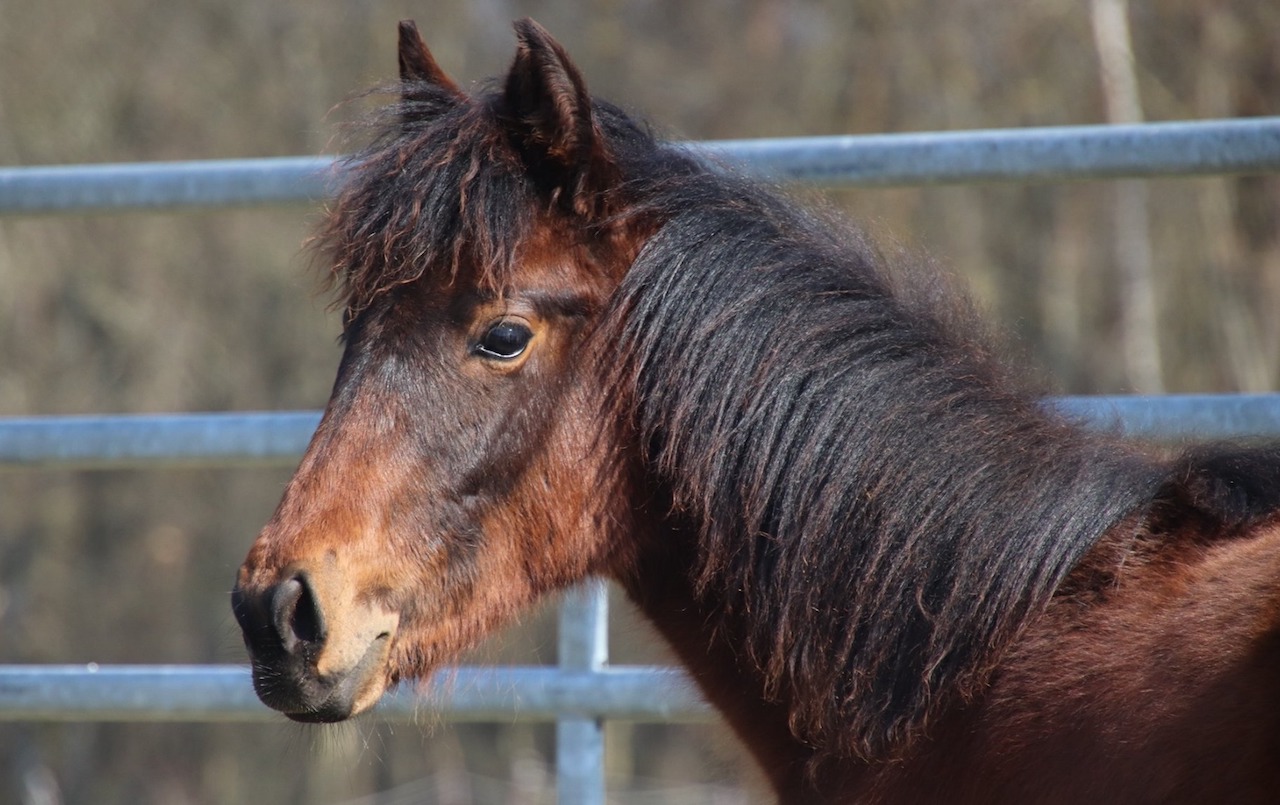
[2,117,1280,804]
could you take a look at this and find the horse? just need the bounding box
[232,19,1280,803]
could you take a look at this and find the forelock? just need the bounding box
[316,86,540,312]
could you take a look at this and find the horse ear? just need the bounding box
[397,20,464,103]
[501,18,619,218]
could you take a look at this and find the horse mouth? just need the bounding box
[249,631,394,722]
[232,566,402,722]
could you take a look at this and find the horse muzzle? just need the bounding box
[231,567,400,722]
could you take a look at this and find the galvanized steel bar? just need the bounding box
[3,118,1278,215]
[0,411,321,469]
[556,582,610,805]
[1051,393,1280,441]
[0,664,708,723]
[698,117,1280,187]
[0,156,337,215]
[558,583,609,676]
[3,395,1278,470]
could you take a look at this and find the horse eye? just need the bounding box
[474,321,533,360]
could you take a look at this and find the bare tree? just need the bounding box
[1091,0,1163,393]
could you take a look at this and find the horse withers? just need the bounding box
[232,19,1280,802]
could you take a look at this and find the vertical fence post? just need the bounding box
[556,580,608,805]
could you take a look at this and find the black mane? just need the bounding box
[594,129,1171,760]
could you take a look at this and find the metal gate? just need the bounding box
[3,117,1280,803]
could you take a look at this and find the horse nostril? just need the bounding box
[271,573,327,653]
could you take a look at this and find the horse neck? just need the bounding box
[614,506,1280,803]
[612,502,851,799]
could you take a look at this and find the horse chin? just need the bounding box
[251,631,394,723]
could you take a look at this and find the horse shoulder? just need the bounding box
[849,446,1280,803]
[929,482,1280,802]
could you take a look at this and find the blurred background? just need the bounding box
[1,1,1277,802]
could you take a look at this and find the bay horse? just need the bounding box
[232,19,1280,802]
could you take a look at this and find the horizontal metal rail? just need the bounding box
[0,664,709,723]
[1050,394,1280,442]
[700,117,1280,187]
[0,411,323,469]
[0,156,338,215]
[3,395,1277,470]
[2,118,1278,215]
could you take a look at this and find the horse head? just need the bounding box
[231,20,638,722]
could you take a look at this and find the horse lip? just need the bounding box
[283,699,356,724]
[251,633,392,721]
